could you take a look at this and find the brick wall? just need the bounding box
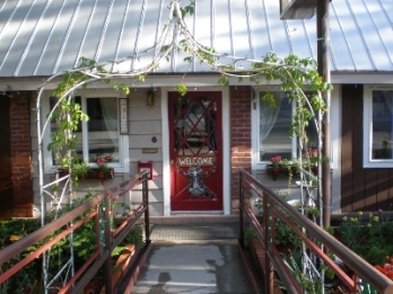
[1,92,34,218]
[230,86,252,214]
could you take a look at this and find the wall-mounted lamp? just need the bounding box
[146,88,155,107]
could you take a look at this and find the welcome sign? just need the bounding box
[176,156,216,167]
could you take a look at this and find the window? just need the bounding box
[252,91,318,168]
[44,91,128,172]
[259,92,293,161]
[79,97,120,164]
[363,87,393,168]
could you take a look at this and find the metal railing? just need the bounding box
[0,171,150,294]
[239,169,393,294]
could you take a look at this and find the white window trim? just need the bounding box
[252,87,339,170]
[363,85,393,168]
[251,90,296,170]
[42,89,129,173]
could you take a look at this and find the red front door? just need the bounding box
[168,91,223,211]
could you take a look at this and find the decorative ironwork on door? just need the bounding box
[169,92,223,211]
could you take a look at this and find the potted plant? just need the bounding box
[71,160,89,181]
[268,155,283,180]
[95,155,113,181]
[57,158,88,180]
[280,158,300,181]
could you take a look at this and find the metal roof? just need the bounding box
[0,0,392,78]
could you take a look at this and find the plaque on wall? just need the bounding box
[119,98,128,134]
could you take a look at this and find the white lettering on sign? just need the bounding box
[176,156,215,167]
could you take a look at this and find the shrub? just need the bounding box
[336,212,393,265]
[0,219,42,293]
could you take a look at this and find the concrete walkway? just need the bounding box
[132,222,253,294]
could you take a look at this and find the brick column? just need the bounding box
[230,86,252,214]
[9,92,33,217]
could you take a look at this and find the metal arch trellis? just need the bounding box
[35,0,328,291]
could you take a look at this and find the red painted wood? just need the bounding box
[168,92,223,211]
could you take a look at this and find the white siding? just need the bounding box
[128,89,164,215]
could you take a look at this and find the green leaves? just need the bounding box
[48,96,88,170]
[176,83,188,96]
[112,81,130,95]
[196,45,217,65]
[218,75,229,86]
[261,92,278,108]
[176,0,195,18]
[338,213,393,265]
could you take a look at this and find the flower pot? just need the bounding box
[57,168,69,178]
[271,167,280,181]
[97,170,106,182]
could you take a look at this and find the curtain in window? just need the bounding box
[259,92,293,161]
[100,98,118,133]
[87,98,119,162]
[259,97,282,141]
[99,98,118,160]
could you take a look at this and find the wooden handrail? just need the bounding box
[239,169,393,294]
[0,170,150,293]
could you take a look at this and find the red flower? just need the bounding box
[96,155,112,171]
[374,265,393,280]
[270,155,283,167]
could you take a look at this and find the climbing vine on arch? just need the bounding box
[33,1,332,292]
[37,0,331,220]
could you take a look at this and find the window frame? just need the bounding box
[251,90,297,170]
[42,89,129,173]
[363,85,393,168]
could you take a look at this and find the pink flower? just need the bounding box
[96,155,112,165]
[270,155,283,165]
[96,155,112,171]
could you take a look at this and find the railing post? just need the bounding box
[239,170,245,248]
[263,192,274,294]
[142,174,150,245]
[103,194,113,294]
